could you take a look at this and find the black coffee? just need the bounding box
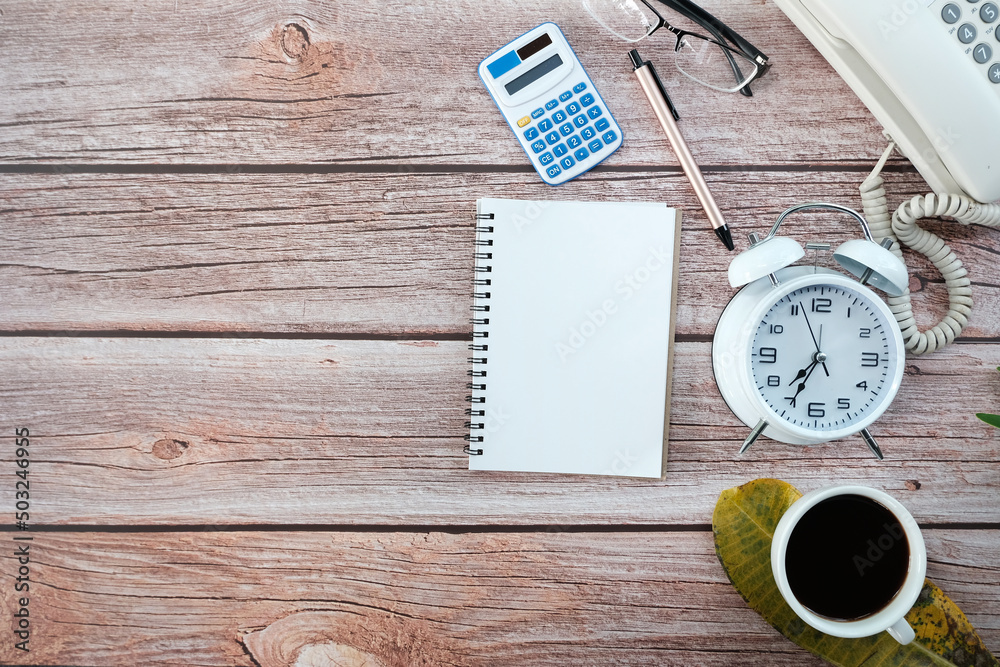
[784,494,909,620]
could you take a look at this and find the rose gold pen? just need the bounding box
[629,49,734,251]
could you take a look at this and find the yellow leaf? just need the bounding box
[712,478,997,667]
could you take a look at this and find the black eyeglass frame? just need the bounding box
[637,0,770,97]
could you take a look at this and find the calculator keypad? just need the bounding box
[513,79,622,184]
[939,0,1000,82]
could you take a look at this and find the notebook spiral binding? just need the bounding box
[465,212,494,456]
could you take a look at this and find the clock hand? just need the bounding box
[785,360,819,407]
[799,302,830,377]
[818,324,829,376]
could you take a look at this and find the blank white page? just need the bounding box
[469,198,680,477]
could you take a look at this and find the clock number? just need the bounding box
[811,298,832,313]
[790,304,799,316]
[838,398,850,410]
[808,402,826,418]
[859,327,871,338]
[759,347,777,364]
[856,381,868,391]
[767,375,780,387]
[769,324,784,334]
[861,352,880,367]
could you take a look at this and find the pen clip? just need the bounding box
[647,62,680,122]
[628,49,679,121]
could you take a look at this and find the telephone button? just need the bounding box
[942,3,961,23]
[974,42,993,63]
[990,63,1000,83]
[959,23,977,43]
[982,2,999,21]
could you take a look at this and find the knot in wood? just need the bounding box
[152,438,189,460]
[281,23,311,60]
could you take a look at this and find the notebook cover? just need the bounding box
[468,198,681,478]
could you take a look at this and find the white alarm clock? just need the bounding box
[712,203,909,459]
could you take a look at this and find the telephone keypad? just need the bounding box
[940,0,1000,82]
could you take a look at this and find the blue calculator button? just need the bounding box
[553,143,569,157]
[531,108,545,119]
[580,93,595,107]
[588,138,604,152]
[573,114,588,128]
[559,122,574,136]
[595,118,610,132]
[574,147,590,161]
[573,82,588,94]
[538,119,553,132]
[567,135,583,149]
[581,126,596,140]
[545,131,560,145]
[560,155,576,169]
[539,151,554,165]
[587,106,604,119]
[531,140,547,153]
[602,130,618,144]
[552,110,567,124]
[545,99,559,111]
[559,90,573,102]
[566,102,581,115]
[523,127,539,141]
[546,164,562,178]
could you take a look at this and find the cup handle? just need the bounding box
[886,618,915,645]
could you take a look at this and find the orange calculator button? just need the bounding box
[517,116,532,127]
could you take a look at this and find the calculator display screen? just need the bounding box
[504,54,563,95]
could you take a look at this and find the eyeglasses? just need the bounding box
[583,0,770,95]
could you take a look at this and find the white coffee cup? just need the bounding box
[770,485,926,644]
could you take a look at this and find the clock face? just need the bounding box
[750,283,901,433]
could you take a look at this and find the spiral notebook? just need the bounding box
[466,198,681,478]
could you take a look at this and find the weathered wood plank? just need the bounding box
[2,339,998,525]
[0,529,994,666]
[0,0,902,167]
[2,171,996,338]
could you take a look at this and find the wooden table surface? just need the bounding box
[2,1,998,665]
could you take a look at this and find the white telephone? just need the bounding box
[773,0,1000,355]
[774,0,1000,203]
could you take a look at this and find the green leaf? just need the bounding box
[713,478,997,667]
[977,413,1000,428]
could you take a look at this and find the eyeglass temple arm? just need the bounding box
[652,0,768,65]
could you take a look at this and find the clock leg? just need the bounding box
[740,419,769,455]
[860,428,885,460]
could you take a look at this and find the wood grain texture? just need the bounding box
[2,0,999,663]
[0,0,902,167]
[2,170,997,338]
[0,529,996,666]
[2,338,998,526]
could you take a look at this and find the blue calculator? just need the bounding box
[478,23,623,186]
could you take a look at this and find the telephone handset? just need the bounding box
[773,0,1000,356]
[774,0,1000,203]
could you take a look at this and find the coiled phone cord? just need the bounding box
[859,141,1000,354]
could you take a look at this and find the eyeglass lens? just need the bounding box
[675,34,758,92]
[582,0,657,43]
[584,0,759,92]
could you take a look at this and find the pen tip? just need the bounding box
[716,225,735,251]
